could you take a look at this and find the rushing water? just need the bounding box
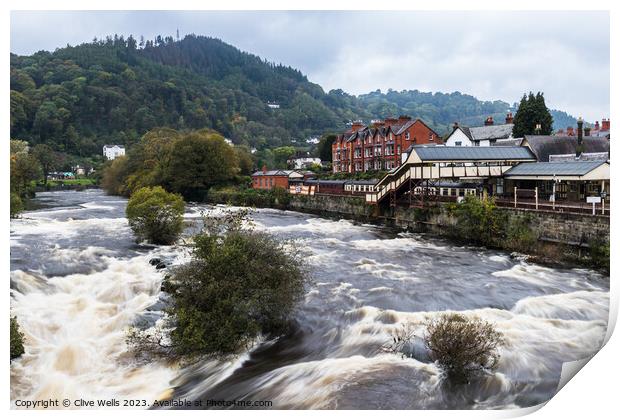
[10,190,609,409]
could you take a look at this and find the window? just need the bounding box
[397,145,401,155]
[374,146,382,156]
[365,148,372,157]
[455,141,462,147]
[429,133,433,141]
[374,160,381,170]
[405,132,410,140]
[386,145,394,155]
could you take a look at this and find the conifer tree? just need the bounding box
[512,91,554,137]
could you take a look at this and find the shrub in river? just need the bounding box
[10,316,25,360]
[382,314,504,383]
[126,186,185,245]
[425,314,504,383]
[129,209,308,360]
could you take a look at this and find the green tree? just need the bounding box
[101,156,131,196]
[10,140,41,204]
[272,146,296,169]
[318,133,336,162]
[32,144,60,186]
[512,92,554,138]
[125,186,185,244]
[166,130,239,200]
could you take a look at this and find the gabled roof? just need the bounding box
[469,124,514,141]
[394,119,441,138]
[523,136,610,162]
[411,146,535,162]
[504,161,608,177]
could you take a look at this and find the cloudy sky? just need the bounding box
[10,10,610,121]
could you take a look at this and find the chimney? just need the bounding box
[398,115,412,124]
[602,118,610,131]
[584,127,591,136]
[566,126,574,136]
[262,165,267,174]
[484,116,494,126]
[453,122,459,131]
[351,120,364,132]
[576,117,583,158]
[384,117,398,127]
[594,121,600,131]
[505,112,514,124]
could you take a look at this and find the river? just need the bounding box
[10,189,609,409]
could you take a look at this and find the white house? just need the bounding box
[287,156,322,170]
[445,114,515,147]
[267,102,280,109]
[103,144,126,160]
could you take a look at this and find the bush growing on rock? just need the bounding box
[129,209,308,360]
[126,186,185,245]
[382,313,504,383]
[425,313,504,383]
[10,316,25,360]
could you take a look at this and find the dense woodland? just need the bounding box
[11,34,578,160]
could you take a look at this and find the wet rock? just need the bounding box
[147,292,172,312]
[155,262,167,270]
[132,311,162,329]
[149,257,162,266]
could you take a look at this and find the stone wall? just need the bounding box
[286,193,610,247]
[287,194,375,218]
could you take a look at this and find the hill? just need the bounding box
[10,34,579,157]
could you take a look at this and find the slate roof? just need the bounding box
[344,179,379,185]
[412,146,535,161]
[452,124,513,142]
[252,170,304,177]
[494,138,523,147]
[252,170,289,176]
[504,161,607,177]
[469,124,514,141]
[524,136,610,162]
[305,179,348,185]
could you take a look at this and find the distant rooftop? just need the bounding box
[412,146,535,162]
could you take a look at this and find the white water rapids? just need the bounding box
[10,190,609,409]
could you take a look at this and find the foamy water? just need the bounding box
[10,190,609,409]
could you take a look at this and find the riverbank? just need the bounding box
[206,190,609,273]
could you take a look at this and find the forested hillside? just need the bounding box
[10,34,578,158]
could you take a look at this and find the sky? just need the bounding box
[10,10,610,122]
